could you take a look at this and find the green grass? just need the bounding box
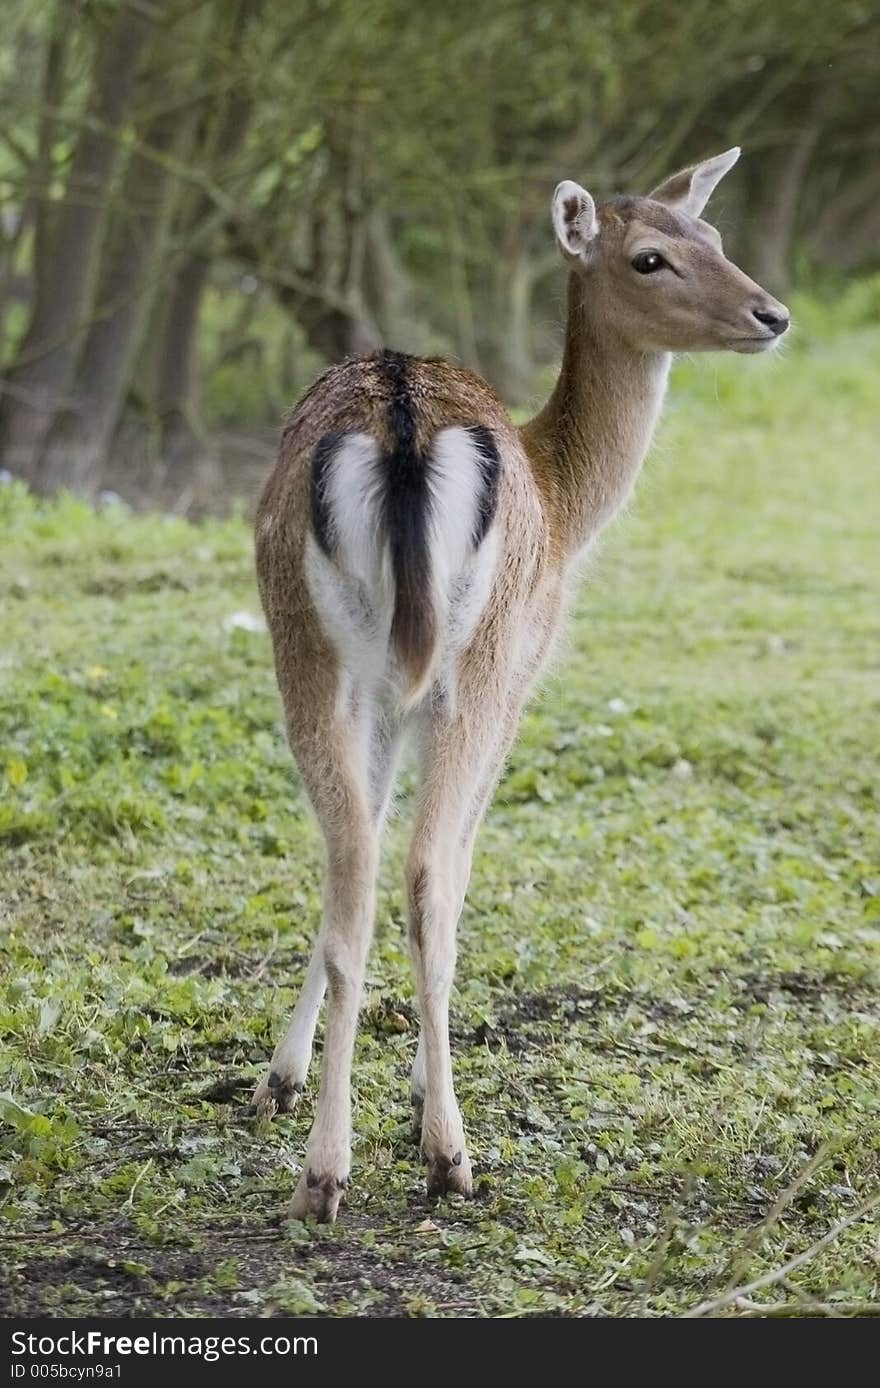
[1,321,879,1318]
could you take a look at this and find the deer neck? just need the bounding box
[520,271,671,559]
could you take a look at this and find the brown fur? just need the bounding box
[251,151,788,1222]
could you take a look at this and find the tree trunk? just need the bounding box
[0,0,161,477]
[363,209,419,351]
[225,209,382,363]
[484,213,556,402]
[103,247,216,511]
[36,7,204,495]
[261,103,383,363]
[278,283,380,361]
[0,8,67,345]
[154,253,216,493]
[32,4,69,286]
[446,207,480,371]
[492,248,539,403]
[809,165,880,271]
[147,0,265,502]
[106,0,263,508]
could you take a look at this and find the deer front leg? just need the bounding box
[253,706,402,1121]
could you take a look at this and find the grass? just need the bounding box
[1,317,879,1318]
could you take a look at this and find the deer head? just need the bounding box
[552,148,789,354]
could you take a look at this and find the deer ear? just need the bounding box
[649,147,740,217]
[552,180,598,262]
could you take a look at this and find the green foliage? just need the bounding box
[4,0,878,447]
[1,328,879,1316]
[199,281,323,426]
[789,273,880,340]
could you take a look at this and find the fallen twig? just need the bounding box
[731,1297,880,1318]
[683,1188,880,1318]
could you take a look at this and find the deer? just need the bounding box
[252,147,789,1222]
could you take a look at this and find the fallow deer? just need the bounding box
[252,147,789,1221]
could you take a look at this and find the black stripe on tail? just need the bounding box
[380,351,436,697]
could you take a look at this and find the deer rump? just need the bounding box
[307,422,501,706]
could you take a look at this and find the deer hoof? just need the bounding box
[250,1069,303,1119]
[290,1168,348,1224]
[425,1147,474,1200]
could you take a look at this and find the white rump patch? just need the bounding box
[319,432,388,588]
[428,428,488,592]
[306,425,499,708]
[428,427,498,654]
[306,432,393,698]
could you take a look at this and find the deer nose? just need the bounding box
[752,306,789,336]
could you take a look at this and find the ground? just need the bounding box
[1,315,879,1318]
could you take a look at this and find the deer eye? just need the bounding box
[632,251,666,274]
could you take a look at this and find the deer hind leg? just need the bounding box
[253,704,402,1119]
[283,704,383,1223]
[252,668,397,1222]
[290,804,377,1221]
[406,688,523,1199]
[408,702,520,1124]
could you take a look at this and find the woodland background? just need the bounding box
[2,0,880,1319]
[0,0,878,511]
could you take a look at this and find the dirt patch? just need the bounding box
[741,970,878,1012]
[0,1245,206,1317]
[199,1073,256,1103]
[0,1211,485,1319]
[166,950,309,981]
[465,984,625,1052]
